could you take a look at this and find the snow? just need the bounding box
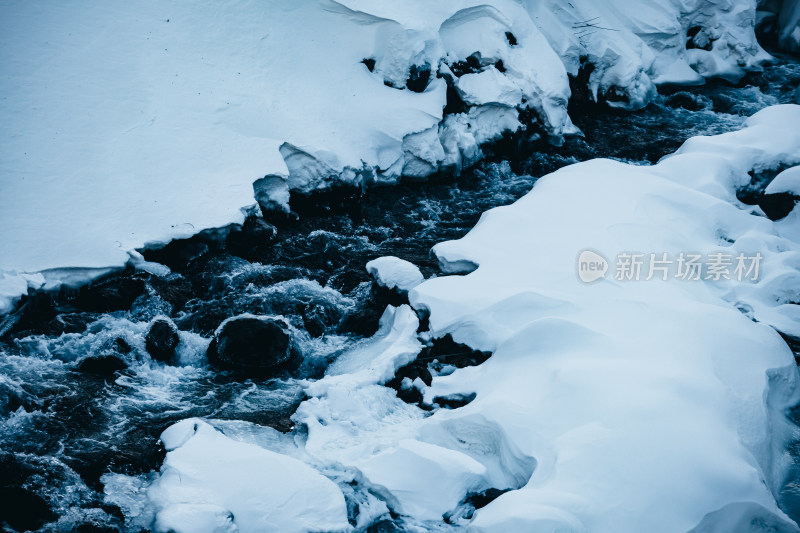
[0,0,775,314]
[146,418,349,533]
[766,166,800,195]
[407,105,800,531]
[357,438,487,521]
[304,304,422,395]
[366,256,425,292]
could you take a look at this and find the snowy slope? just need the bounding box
[0,0,773,313]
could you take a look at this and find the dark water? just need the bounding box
[1,55,799,531]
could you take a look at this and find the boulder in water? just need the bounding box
[207,315,294,375]
[146,317,180,364]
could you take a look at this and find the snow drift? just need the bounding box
[0,0,777,313]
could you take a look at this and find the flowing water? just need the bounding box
[1,54,799,532]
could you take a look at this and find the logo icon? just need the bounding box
[577,249,608,283]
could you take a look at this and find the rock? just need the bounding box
[74,275,147,313]
[338,306,383,337]
[76,354,127,377]
[226,216,278,260]
[302,304,330,338]
[207,315,294,375]
[759,192,800,220]
[44,312,95,336]
[0,486,56,532]
[760,166,800,220]
[146,318,180,364]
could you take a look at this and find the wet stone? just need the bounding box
[75,354,127,377]
[145,317,180,364]
[207,315,295,375]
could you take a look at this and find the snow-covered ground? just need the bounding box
[0,0,780,313]
[103,105,800,531]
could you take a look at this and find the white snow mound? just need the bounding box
[147,418,350,533]
[366,256,425,292]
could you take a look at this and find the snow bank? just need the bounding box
[406,105,800,531]
[0,0,773,313]
[366,256,425,292]
[146,418,349,533]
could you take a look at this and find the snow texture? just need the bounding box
[0,0,776,313]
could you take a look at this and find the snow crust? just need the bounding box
[0,0,775,313]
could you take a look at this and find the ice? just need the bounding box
[0,0,776,313]
[148,418,349,533]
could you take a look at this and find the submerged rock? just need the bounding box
[207,315,294,375]
[145,318,180,364]
[75,354,127,377]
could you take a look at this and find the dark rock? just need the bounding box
[759,192,799,221]
[149,274,194,311]
[76,354,127,377]
[226,216,278,260]
[465,487,509,510]
[44,312,95,336]
[0,486,57,531]
[143,226,234,271]
[2,292,56,338]
[73,275,147,313]
[505,32,518,46]
[302,304,331,337]
[449,52,483,77]
[338,306,383,337]
[207,315,294,375]
[426,334,492,369]
[665,92,712,112]
[371,282,409,308]
[433,392,477,409]
[362,58,376,72]
[406,63,431,93]
[243,216,277,242]
[145,318,180,363]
